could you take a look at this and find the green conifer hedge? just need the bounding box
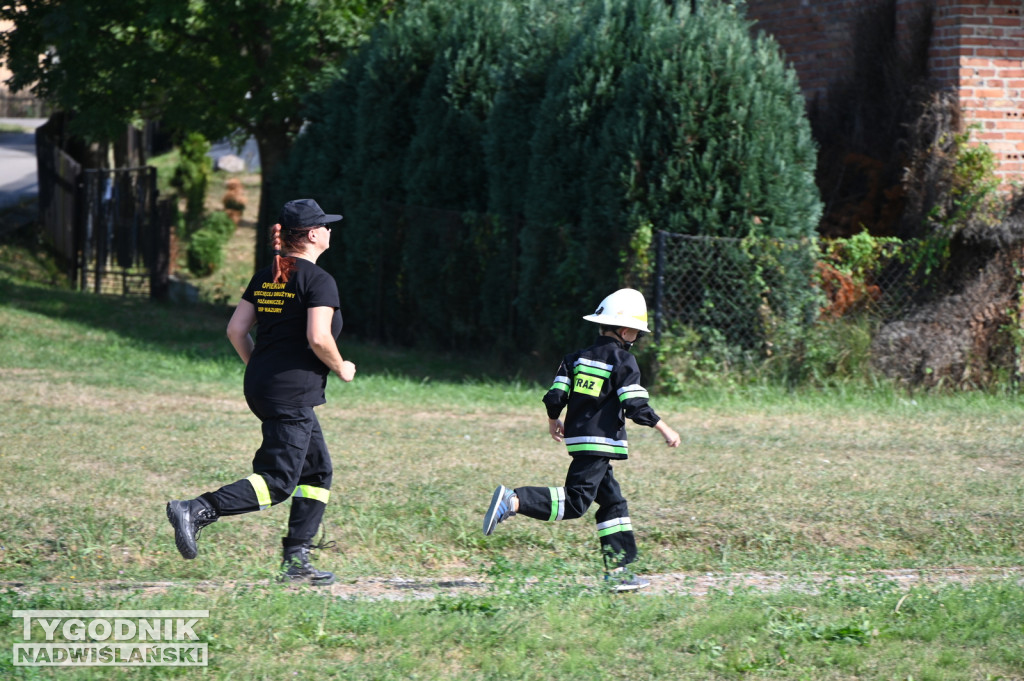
[273,0,821,361]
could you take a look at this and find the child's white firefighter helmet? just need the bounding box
[583,288,650,333]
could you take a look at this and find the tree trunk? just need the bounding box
[39,112,109,169]
[113,125,146,168]
[253,129,291,272]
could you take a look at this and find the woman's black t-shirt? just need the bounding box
[240,258,342,407]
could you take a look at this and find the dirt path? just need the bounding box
[5,567,1023,601]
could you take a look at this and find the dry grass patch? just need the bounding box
[2,351,1024,586]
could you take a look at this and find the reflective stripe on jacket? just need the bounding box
[542,336,660,459]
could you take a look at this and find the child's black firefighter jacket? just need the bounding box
[543,335,661,460]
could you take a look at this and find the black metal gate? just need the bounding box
[78,168,172,298]
[36,130,174,299]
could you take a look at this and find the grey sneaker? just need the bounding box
[605,569,650,593]
[483,485,517,536]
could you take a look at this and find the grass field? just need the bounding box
[1,218,1024,679]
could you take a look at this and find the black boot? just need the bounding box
[166,497,219,560]
[279,537,335,586]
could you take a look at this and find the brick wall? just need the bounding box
[949,0,1024,178]
[746,0,872,108]
[746,0,1024,186]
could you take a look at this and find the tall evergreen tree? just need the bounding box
[279,0,821,359]
[481,0,581,349]
[577,3,822,351]
[518,0,673,350]
[321,4,450,341]
[398,1,502,346]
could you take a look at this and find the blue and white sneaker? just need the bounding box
[605,568,650,592]
[483,485,517,536]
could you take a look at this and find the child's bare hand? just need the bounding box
[548,418,564,442]
[655,421,681,448]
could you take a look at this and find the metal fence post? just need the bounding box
[76,174,87,293]
[653,229,666,342]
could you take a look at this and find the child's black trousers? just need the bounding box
[515,453,637,568]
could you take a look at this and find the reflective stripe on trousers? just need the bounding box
[247,474,272,510]
[547,486,566,521]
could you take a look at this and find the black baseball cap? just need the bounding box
[279,199,343,229]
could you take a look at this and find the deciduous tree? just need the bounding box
[0,0,391,266]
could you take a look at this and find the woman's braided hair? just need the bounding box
[269,224,297,283]
[270,223,323,283]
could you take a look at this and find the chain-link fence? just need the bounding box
[649,231,941,370]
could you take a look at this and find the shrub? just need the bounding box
[187,227,225,276]
[186,212,235,276]
[170,132,211,237]
[927,124,1005,233]
[204,211,236,241]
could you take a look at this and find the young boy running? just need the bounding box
[483,288,680,591]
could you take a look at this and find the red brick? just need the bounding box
[976,48,1014,57]
[743,0,1023,181]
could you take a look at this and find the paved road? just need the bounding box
[0,118,46,211]
[210,136,260,172]
[0,119,259,214]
